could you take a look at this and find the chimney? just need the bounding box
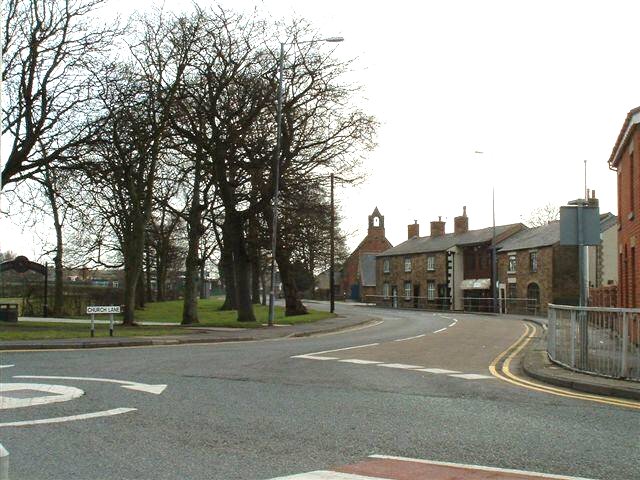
[588,189,599,207]
[430,216,445,237]
[408,220,419,239]
[454,206,469,234]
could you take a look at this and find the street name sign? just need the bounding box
[87,305,121,314]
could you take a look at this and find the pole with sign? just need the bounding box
[86,306,121,337]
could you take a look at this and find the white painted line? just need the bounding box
[291,355,339,361]
[378,363,424,370]
[0,365,14,369]
[300,343,379,356]
[439,315,453,320]
[338,359,383,365]
[14,375,167,395]
[448,373,493,380]
[0,408,137,428]
[369,455,596,480]
[448,319,458,327]
[394,334,426,342]
[0,442,7,457]
[0,383,84,409]
[415,368,461,374]
[269,471,385,480]
[433,328,447,333]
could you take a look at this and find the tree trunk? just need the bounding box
[43,168,65,316]
[276,249,307,316]
[226,212,255,322]
[182,150,204,325]
[122,222,145,326]
[199,259,207,299]
[260,266,267,306]
[145,243,153,302]
[219,238,237,310]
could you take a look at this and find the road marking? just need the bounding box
[0,383,84,409]
[378,363,424,370]
[338,359,383,365]
[296,343,379,357]
[416,368,461,374]
[291,355,339,361]
[0,365,14,369]
[14,376,167,395]
[393,334,425,342]
[448,373,493,380]
[0,408,137,428]
[433,328,447,333]
[369,455,596,480]
[489,324,640,410]
[448,319,458,327]
[270,471,382,479]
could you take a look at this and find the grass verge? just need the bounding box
[0,298,335,341]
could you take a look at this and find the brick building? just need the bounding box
[608,106,640,307]
[375,207,524,311]
[340,207,393,300]
[496,221,580,315]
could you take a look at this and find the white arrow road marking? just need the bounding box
[0,383,84,409]
[291,355,339,361]
[0,365,14,369]
[0,408,137,428]
[14,376,167,395]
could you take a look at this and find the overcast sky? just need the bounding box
[2,0,639,260]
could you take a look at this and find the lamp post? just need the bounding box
[268,36,344,327]
[475,151,498,313]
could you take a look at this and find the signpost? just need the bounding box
[86,306,121,337]
[560,200,600,370]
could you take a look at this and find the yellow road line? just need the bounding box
[490,323,640,410]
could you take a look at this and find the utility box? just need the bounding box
[0,304,19,322]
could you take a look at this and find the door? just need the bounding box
[413,285,420,308]
[391,286,398,308]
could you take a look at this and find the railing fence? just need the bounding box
[548,304,640,381]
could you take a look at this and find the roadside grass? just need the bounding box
[133,298,333,328]
[0,297,334,340]
[0,322,190,341]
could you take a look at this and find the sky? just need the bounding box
[2,0,640,261]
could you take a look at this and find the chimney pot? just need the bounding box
[408,221,420,239]
[430,218,445,237]
[454,206,469,234]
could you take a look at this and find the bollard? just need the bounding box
[91,313,95,338]
[0,442,9,480]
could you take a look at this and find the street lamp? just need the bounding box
[268,36,345,327]
[475,151,498,314]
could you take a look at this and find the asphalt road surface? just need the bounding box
[0,303,638,480]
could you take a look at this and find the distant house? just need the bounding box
[314,269,342,300]
[496,221,579,315]
[375,207,524,311]
[588,211,618,288]
[340,207,393,301]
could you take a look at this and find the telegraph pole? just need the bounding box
[330,174,335,313]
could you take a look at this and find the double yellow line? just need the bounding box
[489,323,640,410]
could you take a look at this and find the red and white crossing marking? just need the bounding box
[268,455,595,480]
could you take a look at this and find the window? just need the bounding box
[508,283,517,299]
[427,256,435,271]
[404,257,412,272]
[404,281,412,299]
[383,258,390,273]
[508,254,517,273]
[383,283,390,299]
[529,251,538,272]
[427,280,436,300]
[373,216,380,227]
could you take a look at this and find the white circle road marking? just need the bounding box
[0,383,84,409]
[0,408,137,428]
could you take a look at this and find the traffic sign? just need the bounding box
[86,305,121,314]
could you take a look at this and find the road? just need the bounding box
[0,303,638,479]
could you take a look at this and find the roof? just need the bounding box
[377,224,522,257]
[358,254,377,286]
[497,222,560,251]
[609,106,640,168]
[600,212,617,232]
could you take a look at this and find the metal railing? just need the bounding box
[364,295,541,315]
[365,295,452,311]
[548,304,640,381]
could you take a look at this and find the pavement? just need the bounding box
[1,303,638,480]
[0,314,376,350]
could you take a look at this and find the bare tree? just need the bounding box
[522,203,560,227]
[1,0,119,188]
